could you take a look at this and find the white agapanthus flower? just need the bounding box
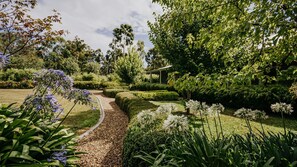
[163,114,189,133]
[234,108,254,120]
[208,103,224,117]
[252,110,268,120]
[186,100,209,115]
[137,110,156,128]
[156,104,177,115]
[271,102,294,115]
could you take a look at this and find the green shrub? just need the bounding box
[0,81,34,89]
[133,91,179,101]
[143,74,159,83]
[0,68,37,82]
[101,81,121,88]
[192,84,294,112]
[73,81,103,89]
[103,88,129,98]
[115,92,157,120]
[130,82,174,91]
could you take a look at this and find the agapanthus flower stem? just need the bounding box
[199,110,206,136]
[42,101,78,148]
[217,113,224,138]
[281,111,287,135]
[205,116,212,137]
[214,117,219,138]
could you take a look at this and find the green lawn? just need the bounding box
[150,100,297,136]
[0,89,101,134]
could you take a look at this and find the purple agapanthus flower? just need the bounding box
[67,89,93,105]
[33,69,73,96]
[47,146,67,166]
[0,52,10,69]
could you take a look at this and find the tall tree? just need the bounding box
[0,0,64,57]
[104,24,135,74]
[145,48,168,70]
[152,0,297,83]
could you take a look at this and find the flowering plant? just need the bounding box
[163,114,189,133]
[137,110,157,128]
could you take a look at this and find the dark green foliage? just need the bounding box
[137,130,297,167]
[192,84,294,112]
[0,68,37,82]
[0,81,34,89]
[133,91,179,101]
[115,92,157,119]
[73,81,103,89]
[130,82,174,91]
[103,88,129,98]
[123,128,171,167]
[0,105,79,166]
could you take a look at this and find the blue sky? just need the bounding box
[31,0,162,53]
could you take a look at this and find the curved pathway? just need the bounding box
[76,91,128,166]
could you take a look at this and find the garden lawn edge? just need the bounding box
[78,94,105,140]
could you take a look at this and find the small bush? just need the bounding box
[143,74,159,83]
[133,91,179,101]
[103,88,129,98]
[130,82,174,91]
[0,81,34,89]
[73,81,103,89]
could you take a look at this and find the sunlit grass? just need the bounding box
[150,100,297,136]
[0,89,100,134]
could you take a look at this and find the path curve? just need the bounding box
[76,92,128,166]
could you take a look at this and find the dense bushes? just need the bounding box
[0,81,34,89]
[132,91,179,101]
[73,81,103,89]
[130,82,174,91]
[103,89,129,98]
[192,84,294,111]
[0,68,37,81]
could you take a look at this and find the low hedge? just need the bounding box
[191,84,294,112]
[115,92,164,167]
[101,81,121,88]
[130,82,174,91]
[0,81,34,89]
[103,89,129,98]
[132,91,179,101]
[73,81,103,89]
[115,92,157,120]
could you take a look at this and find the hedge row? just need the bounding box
[103,89,129,98]
[115,92,157,119]
[115,92,164,166]
[191,84,294,112]
[130,82,174,91]
[0,68,37,82]
[0,81,34,89]
[132,91,179,101]
[73,81,103,89]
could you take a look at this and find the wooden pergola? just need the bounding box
[146,65,172,84]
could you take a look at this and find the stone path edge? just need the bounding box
[78,93,105,140]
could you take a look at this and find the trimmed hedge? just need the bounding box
[0,81,34,89]
[103,89,129,98]
[132,91,179,101]
[73,81,103,89]
[192,84,294,112]
[115,92,157,120]
[130,82,174,91]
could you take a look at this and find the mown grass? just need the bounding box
[0,89,100,134]
[150,100,297,136]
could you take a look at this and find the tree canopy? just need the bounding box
[151,0,297,83]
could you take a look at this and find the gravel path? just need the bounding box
[76,92,128,167]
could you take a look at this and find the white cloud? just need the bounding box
[30,0,162,53]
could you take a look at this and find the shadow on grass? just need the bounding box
[63,109,100,132]
[222,108,297,132]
